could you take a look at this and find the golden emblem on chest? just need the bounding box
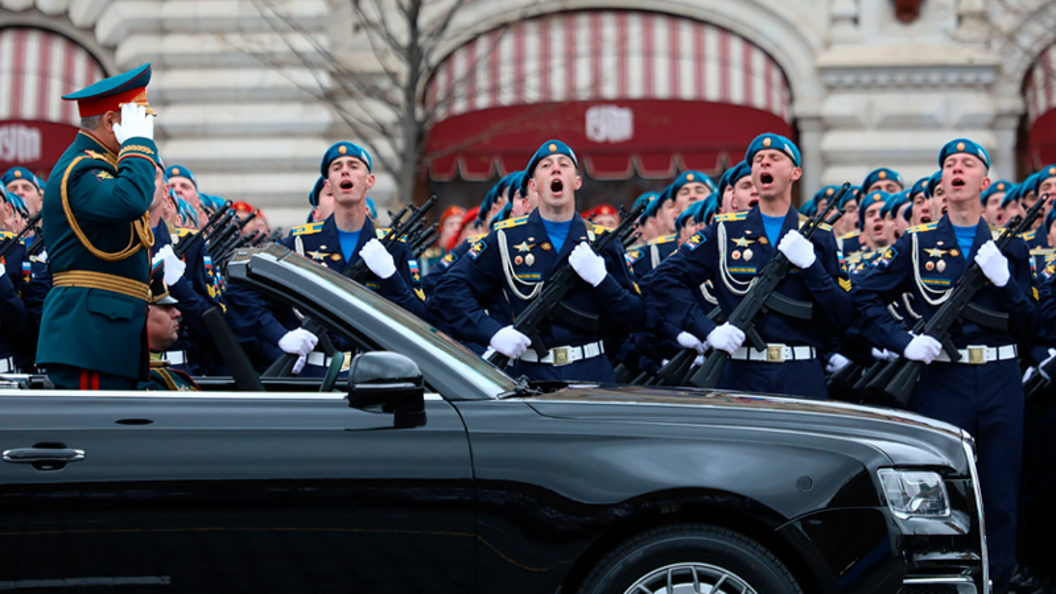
[924,247,946,259]
[307,250,327,261]
[513,241,535,253]
[732,237,755,248]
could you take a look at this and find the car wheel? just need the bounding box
[577,524,802,594]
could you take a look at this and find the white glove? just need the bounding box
[292,354,307,375]
[777,229,816,269]
[359,238,397,279]
[112,102,154,143]
[903,334,942,364]
[1038,348,1056,381]
[974,240,1010,287]
[870,347,899,362]
[826,353,851,373]
[676,331,706,354]
[489,325,532,359]
[278,328,318,357]
[152,244,186,286]
[568,241,608,287]
[706,322,745,355]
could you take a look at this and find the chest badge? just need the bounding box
[307,250,327,261]
[924,247,946,259]
[742,248,753,261]
[541,242,552,251]
[331,254,342,261]
[513,241,535,253]
[758,237,769,245]
[514,255,523,266]
[525,254,535,266]
[733,237,755,248]
[949,249,960,257]
[731,250,741,260]
[925,261,935,271]
[936,260,946,272]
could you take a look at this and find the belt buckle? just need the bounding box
[968,346,985,365]
[766,345,783,363]
[341,352,353,371]
[552,347,570,366]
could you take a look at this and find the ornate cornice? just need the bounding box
[820,64,998,90]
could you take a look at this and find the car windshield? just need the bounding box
[238,246,518,398]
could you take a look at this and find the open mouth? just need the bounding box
[921,215,932,223]
[550,178,564,195]
[950,178,965,189]
[872,223,884,234]
[339,180,354,190]
[759,173,774,186]
[747,198,759,208]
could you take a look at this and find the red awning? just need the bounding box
[0,120,79,176]
[425,100,793,181]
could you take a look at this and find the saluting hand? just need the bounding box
[112,102,154,143]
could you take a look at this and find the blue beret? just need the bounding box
[165,165,196,188]
[308,176,326,207]
[646,185,674,219]
[518,169,531,197]
[1001,183,1023,209]
[525,140,578,180]
[62,63,154,118]
[199,193,225,212]
[176,197,198,227]
[909,177,929,198]
[1044,205,1056,234]
[321,141,372,176]
[633,192,659,222]
[814,185,840,205]
[365,197,377,219]
[980,180,1011,206]
[1034,165,1056,195]
[902,202,913,222]
[697,192,720,225]
[1,185,27,216]
[1024,171,1043,196]
[798,198,817,216]
[861,168,905,193]
[939,138,990,169]
[719,161,752,197]
[671,170,714,198]
[675,200,705,230]
[881,190,910,219]
[839,186,860,210]
[745,133,800,167]
[924,170,943,199]
[505,171,525,198]
[492,201,514,229]
[1,167,40,190]
[859,190,890,228]
[478,174,517,223]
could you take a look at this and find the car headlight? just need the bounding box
[878,469,951,518]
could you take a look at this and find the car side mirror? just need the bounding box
[347,352,425,428]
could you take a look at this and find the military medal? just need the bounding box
[331,254,341,261]
[733,237,755,247]
[742,248,753,261]
[949,249,959,257]
[513,241,534,253]
[925,261,934,271]
[937,260,946,272]
[514,255,523,265]
[731,250,741,260]
[758,237,768,245]
[541,243,552,251]
[526,254,535,266]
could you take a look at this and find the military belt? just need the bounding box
[934,344,1017,365]
[519,340,605,366]
[53,270,150,302]
[731,344,816,363]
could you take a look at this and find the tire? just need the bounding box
[577,524,802,594]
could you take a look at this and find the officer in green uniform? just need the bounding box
[139,262,198,391]
[36,64,160,390]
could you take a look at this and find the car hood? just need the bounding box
[521,384,969,473]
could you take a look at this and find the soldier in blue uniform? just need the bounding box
[647,133,852,399]
[861,167,904,195]
[36,64,159,390]
[852,139,1036,592]
[431,139,645,382]
[2,167,43,216]
[982,180,1011,226]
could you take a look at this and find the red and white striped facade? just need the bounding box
[0,27,105,126]
[426,10,792,124]
[1025,45,1056,128]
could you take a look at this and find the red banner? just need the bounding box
[0,120,80,179]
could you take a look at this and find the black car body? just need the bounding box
[0,245,987,594]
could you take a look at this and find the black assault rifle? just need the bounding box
[869,192,1049,406]
[486,200,646,370]
[173,200,233,259]
[262,196,437,377]
[0,210,41,261]
[689,183,851,389]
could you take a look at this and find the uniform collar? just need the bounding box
[935,213,990,261]
[75,130,118,162]
[743,204,799,252]
[530,209,589,263]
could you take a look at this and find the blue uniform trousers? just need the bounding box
[718,359,827,400]
[909,359,1022,588]
[511,356,616,383]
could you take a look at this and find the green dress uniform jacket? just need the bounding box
[35,131,158,381]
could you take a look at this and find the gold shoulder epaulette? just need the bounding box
[1030,247,1056,256]
[494,215,529,230]
[291,221,324,236]
[906,222,937,234]
[0,230,15,239]
[715,211,748,222]
[818,223,833,231]
[840,230,861,240]
[1020,229,1036,241]
[375,227,389,240]
[647,234,677,246]
[174,228,196,238]
[465,233,486,244]
[592,223,612,235]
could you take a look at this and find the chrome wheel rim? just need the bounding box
[624,562,758,594]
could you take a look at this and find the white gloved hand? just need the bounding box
[826,353,851,374]
[706,322,746,355]
[359,238,397,279]
[568,241,608,287]
[676,331,706,354]
[777,229,816,269]
[278,328,318,357]
[903,334,943,364]
[489,325,532,359]
[112,102,154,143]
[292,354,307,375]
[974,240,1010,287]
[1038,348,1056,381]
[870,347,899,362]
[152,244,186,286]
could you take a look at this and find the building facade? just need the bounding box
[1,0,1054,227]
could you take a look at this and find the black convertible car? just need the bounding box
[0,245,987,594]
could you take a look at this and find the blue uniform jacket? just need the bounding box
[647,206,853,348]
[851,215,1038,353]
[627,235,678,279]
[420,237,476,298]
[431,209,646,350]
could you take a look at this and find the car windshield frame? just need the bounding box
[227,244,517,400]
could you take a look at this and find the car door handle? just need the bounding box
[3,447,86,465]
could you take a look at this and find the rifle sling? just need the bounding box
[551,300,600,333]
